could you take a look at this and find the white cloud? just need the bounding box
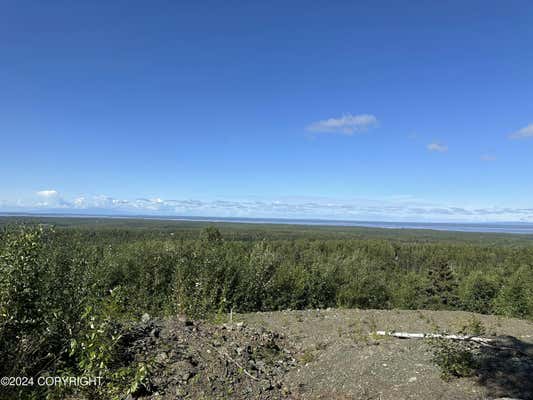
[480,154,496,162]
[306,113,378,135]
[73,197,86,207]
[37,189,59,197]
[509,123,533,139]
[34,189,71,208]
[427,143,448,153]
[2,193,533,222]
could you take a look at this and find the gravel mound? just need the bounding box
[123,317,296,399]
[117,309,532,400]
[242,309,533,400]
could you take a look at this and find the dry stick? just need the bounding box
[196,334,259,381]
[218,349,260,381]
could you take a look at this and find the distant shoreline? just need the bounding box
[2,212,533,235]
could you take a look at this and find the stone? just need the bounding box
[141,313,151,323]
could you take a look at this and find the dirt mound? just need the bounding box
[119,310,532,399]
[241,309,533,400]
[124,317,296,399]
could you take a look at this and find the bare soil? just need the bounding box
[128,317,296,399]
[129,309,532,400]
[241,309,533,400]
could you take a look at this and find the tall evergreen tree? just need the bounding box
[425,259,459,309]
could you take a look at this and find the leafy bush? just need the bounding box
[392,271,427,309]
[336,255,391,309]
[429,339,478,380]
[0,226,151,399]
[493,265,533,319]
[66,287,151,399]
[458,271,499,314]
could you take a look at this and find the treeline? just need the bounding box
[4,215,533,245]
[1,224,532,398]
[2,224,533,319]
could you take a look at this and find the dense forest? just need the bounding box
[1,217,532,398]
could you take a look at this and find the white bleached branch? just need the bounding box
[374,331,494,344]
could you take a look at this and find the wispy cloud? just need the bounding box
[37,190,59,197]
[427,143,448,152]
[509,123,533,140]
[480,154,496,162]
[2,191,533,222]
[306,114,378,135]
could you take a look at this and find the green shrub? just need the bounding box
[336,256,391,309]
[429,339,478,380]
[458,271,499,314]
[0,226,150,399]
[392,271,427,309]
[493,265,533,319]
[458,315,486,336]
[66,287,151,400]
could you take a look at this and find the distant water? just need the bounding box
[2,213,533,235]
[158,216,533,235]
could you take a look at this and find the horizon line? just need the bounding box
[2,212,533,235]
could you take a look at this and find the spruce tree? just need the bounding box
[425,259,459,309]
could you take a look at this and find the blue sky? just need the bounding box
[1,1,533,221]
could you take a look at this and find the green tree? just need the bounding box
[424,259,459,309]
[392,270,427,309]
[200,226,223,243]
[336,255,391,309]
[458,271,499,314]
[493,265,533,318]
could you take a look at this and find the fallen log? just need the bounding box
[374,331,533,358]
[374,331,494,344]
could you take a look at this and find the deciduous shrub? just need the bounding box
[429,339,478,380]
[493,265,533,319]
[458,271,500,314]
